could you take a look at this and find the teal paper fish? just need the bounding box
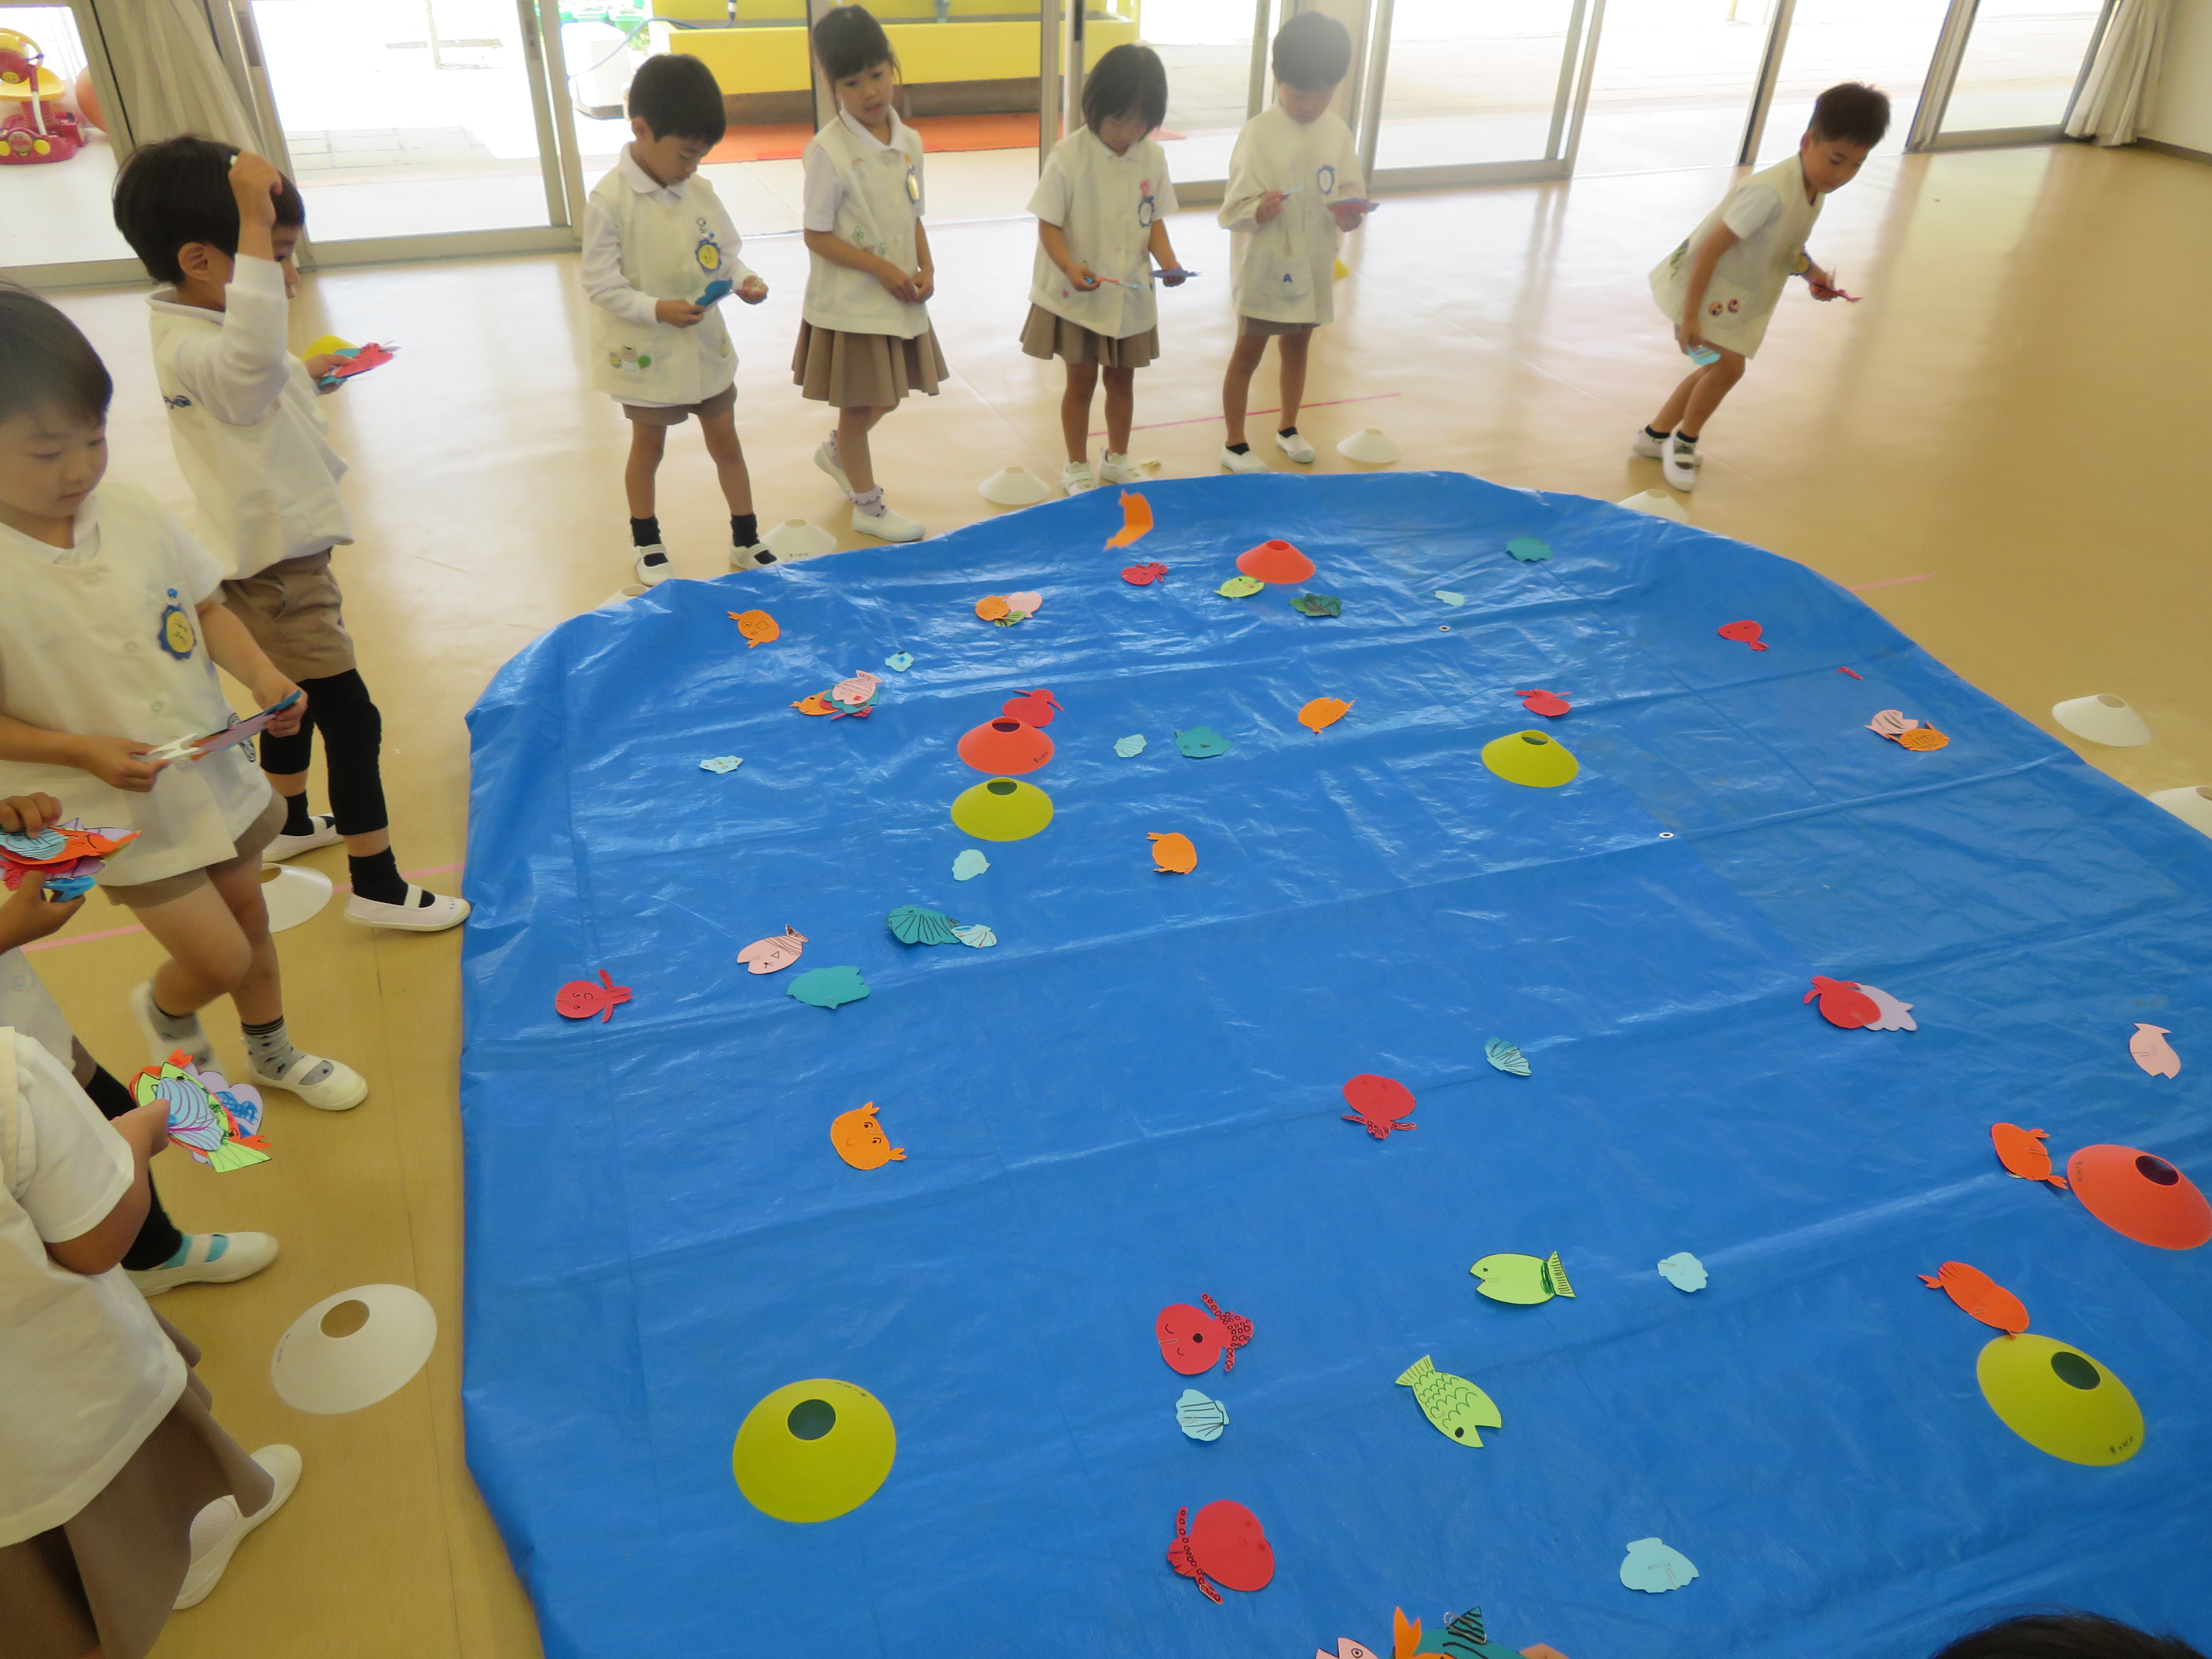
[888,905,960,945]
[1506,537,1552,563]
[1396,1355,1502,1447]
[1619,1537,1697,1593]
[1175,1388,1229,1442]
[1289,592,1342,617]
[1437,1608,1519,1659]
[1470,1251,1574,1305]
[1175,727,1231,759]
[787,966,869,1010]
[1484,1037,1531,1076]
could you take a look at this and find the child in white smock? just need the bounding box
[1638,82,1891,493]
[582,53,776,585]
[1022,43,1187,497]
[794,5,946,546]
[1217,10,1370,476]
[0,292,366,1113]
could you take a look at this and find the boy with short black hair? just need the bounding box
[1639,81,1890,492]
[1217,9,1370,474]
[111,136,468,934]
[583,52,774,584]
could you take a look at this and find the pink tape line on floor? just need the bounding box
[1089,391,1400,438]
[22,863,465,954]
[1848,573,1939,592]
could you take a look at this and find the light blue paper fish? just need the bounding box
[885,650,914,672]
[1657,1252,1708,1292]
[1115,734,1147,757]
[698,755,742,774]
[1435,590,1466,607]
[1175,1388,1228,1442]
[1619,1537,1697,1593]
[953,849,990,881]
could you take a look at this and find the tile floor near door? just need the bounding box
[40,138,2212,1659]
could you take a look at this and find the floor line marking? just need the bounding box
[1090,391,1401,438]
[1848,573,1938,592]
[23,863,465,954]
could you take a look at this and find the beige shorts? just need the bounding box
[1018,305,1160,368]
[102,793,287,910]
[220,551,355,682]
[1239,315,1315,338]
[621,384,737,427]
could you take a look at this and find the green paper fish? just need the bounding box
[1470,1251,1575,1305]
[1506,537,1552,563]
[1396,1355,1502,1447]
[1289,592,1342,617]
[1174,727,1232,758]
[787,966,869,1010]
[1217,575,1265,598]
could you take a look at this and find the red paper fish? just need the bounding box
[1341,1073,1416,1139]
[1920,1260,2029,1335]
[1717,619,1768,651]
[1002,688,1061,728]
[1517,689,1571,718]
[1837,666,1864,680]
[1156,1294,1252,1375]
[555,969,632,1023]
[1167,1500,1275,1603]
[1805,975,1879,1029]
[1991,1123,2068,1189]
[1121,562,1169,585]
[328,341,396,378]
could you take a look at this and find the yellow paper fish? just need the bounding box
[1396,1355,1502,1447]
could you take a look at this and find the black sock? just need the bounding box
[1225,442,1250,455]
[1278,425,1299,438]
[731,512,758,547]
[629,515,661,548]
[347,848,412,906]
[1674,432,1699,450]
[1644,424,1670,441]
[281,792,314,837]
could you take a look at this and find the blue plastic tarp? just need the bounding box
[460,472,2212,1659]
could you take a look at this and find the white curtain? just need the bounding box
[2065,0,2172,146]
[87,0,265,150]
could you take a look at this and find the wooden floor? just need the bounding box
[40,138,2212,1659]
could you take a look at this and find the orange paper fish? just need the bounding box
[1298,697,1350,734]
[1392,1608,1447,1659]
[1149,832,1198,873]
[1106,489,1153,549]
[792,694,835,716]
[1991,1122,2068,1189]
[830,1102,905,1170]
[1920,1260,2029,1334]
[729,609,779,647]
[975,595,1010,622]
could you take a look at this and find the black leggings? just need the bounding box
[258,668,389,836]
[81,1061,186,1272]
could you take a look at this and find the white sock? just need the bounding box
[850,486,886,517]
[188,1496,239,1562]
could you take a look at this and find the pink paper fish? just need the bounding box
[2129,1024,2180,1079]
[737,926,807,975]
[831,671,880,707]
[1007,591,1044,618]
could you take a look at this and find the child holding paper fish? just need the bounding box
[581,52,776,583]
[1022,43,1188,497]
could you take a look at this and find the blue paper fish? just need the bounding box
[787,966,869,1010]
[1175,1388,1229,1442]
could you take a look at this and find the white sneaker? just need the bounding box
[1631,427,1668,460]
[730,541,777,570]
[1219,445,1271,475]
[344,884,469,933]
[1662,434,1700,492]
[263,813,340,862]
[247,1049,368,1113]
[127,1231,279,1298]
[813,439,850,494]
[1097,452,1150,485]
[633,544,673,585]
[129,981,212,1067]
[173,1445,302,1611]
[1273,428,1318,464]
[1059,461,1099,495]
[851,503,925,544]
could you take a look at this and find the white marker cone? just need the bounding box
[258,864,332,932]
[1618,489,1688,523]
[978,466,1054,506]
[763,518,837,559]
[2148,785,2212,837]
[2052,694,2151,747]
[271,1285,438,1415]
[1336,427,1402,464]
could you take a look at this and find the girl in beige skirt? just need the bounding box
[1022,44,1188,496]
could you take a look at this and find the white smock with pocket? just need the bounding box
[1648,154,1822,358]
[800,108,931,340]
[584,146,751,407]
[1027,126,1176,341]
[1218,103,1363,328]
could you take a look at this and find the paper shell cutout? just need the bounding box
[1237,538,1316,584]
[556,969,632,1022]
[1156,1295,1252,1375]
[1397,1355,1501,1447]
[1149,832,1198,874]
[2066,1145,2212,1250]
[1114,734,1147,757]
[1175,727,1232,759]
[135,1053,270,1173]
[1505,537,1551,564]
[1175,1388,1229,1442]
[1518,689,1570,718]
[1921,1261,2028,1334]
[1657,1251,1708,1291]
[1484,1038,1531,1077]
[1122,561,1169,585]
[1978,1333,2142,1465]
[952,923,997,948]
[787,966,869,1010]
[1106,490,1153,549]
[1868,709,1952,752]
[1002,688,1060,728]
[1299,697,1350,733]
[952,849,990,881]
[270,1283,438,1415]
[737,926,807,975]
[2130,1023,2180,1078]
[830,1102,905,1169]
[1717,619,1767,650]
[1992,1123,2068,1189]
[957,717,1054,775]
[888,905,961,946]
[1290,592,1343,617]
[1217,575,1266,599]
[1480,730,1578,788]
[1168,1500,1274,1602]
[1619,1537,1698,1593]
[950,777,1055,841]
[731,1377,897,1522]
[1471,1251,1573,1305]
[729,609,779,647]
[1341,1073,1415,1138]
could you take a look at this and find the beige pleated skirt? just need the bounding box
[792,322,949,408]
[0,1317,274,1659]
[1018,304,1160,368]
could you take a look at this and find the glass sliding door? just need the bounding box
[1751,0,1949,162]
[0,0,138,279]
[1927,0,2110,143]
[1140,0,1276,190]
[1359,0,1601,186]
[1575,0,1775,176]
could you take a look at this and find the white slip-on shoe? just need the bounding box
[247,1050,368,1113]
[128,981,212,1067]
[1662,434,1700,492]
[851,503,926,544]
[127,1232,280,1298]
[1273,428,1318,464]
[1219,445,1270,475]
[730,541,777,570]
[632,544,673,585]
[1631,427,1668,460]
[1058,461,1099,495]
[344,884,469,933]
[1097,452,1150,485]
[813,439,850,494]
[173,1445,302,1611]
[262,813,340,861]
